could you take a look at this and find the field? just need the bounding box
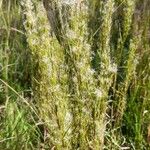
[0,0,150,149]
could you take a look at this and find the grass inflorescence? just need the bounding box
[0,0,150,149]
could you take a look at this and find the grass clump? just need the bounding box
[0,0,150,149]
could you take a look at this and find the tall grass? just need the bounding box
[0,0,150,149]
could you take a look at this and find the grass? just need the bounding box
[0,0,150,149]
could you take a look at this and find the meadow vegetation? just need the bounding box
[0,0,150,149]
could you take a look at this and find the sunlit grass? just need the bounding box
[0,0,150,149]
